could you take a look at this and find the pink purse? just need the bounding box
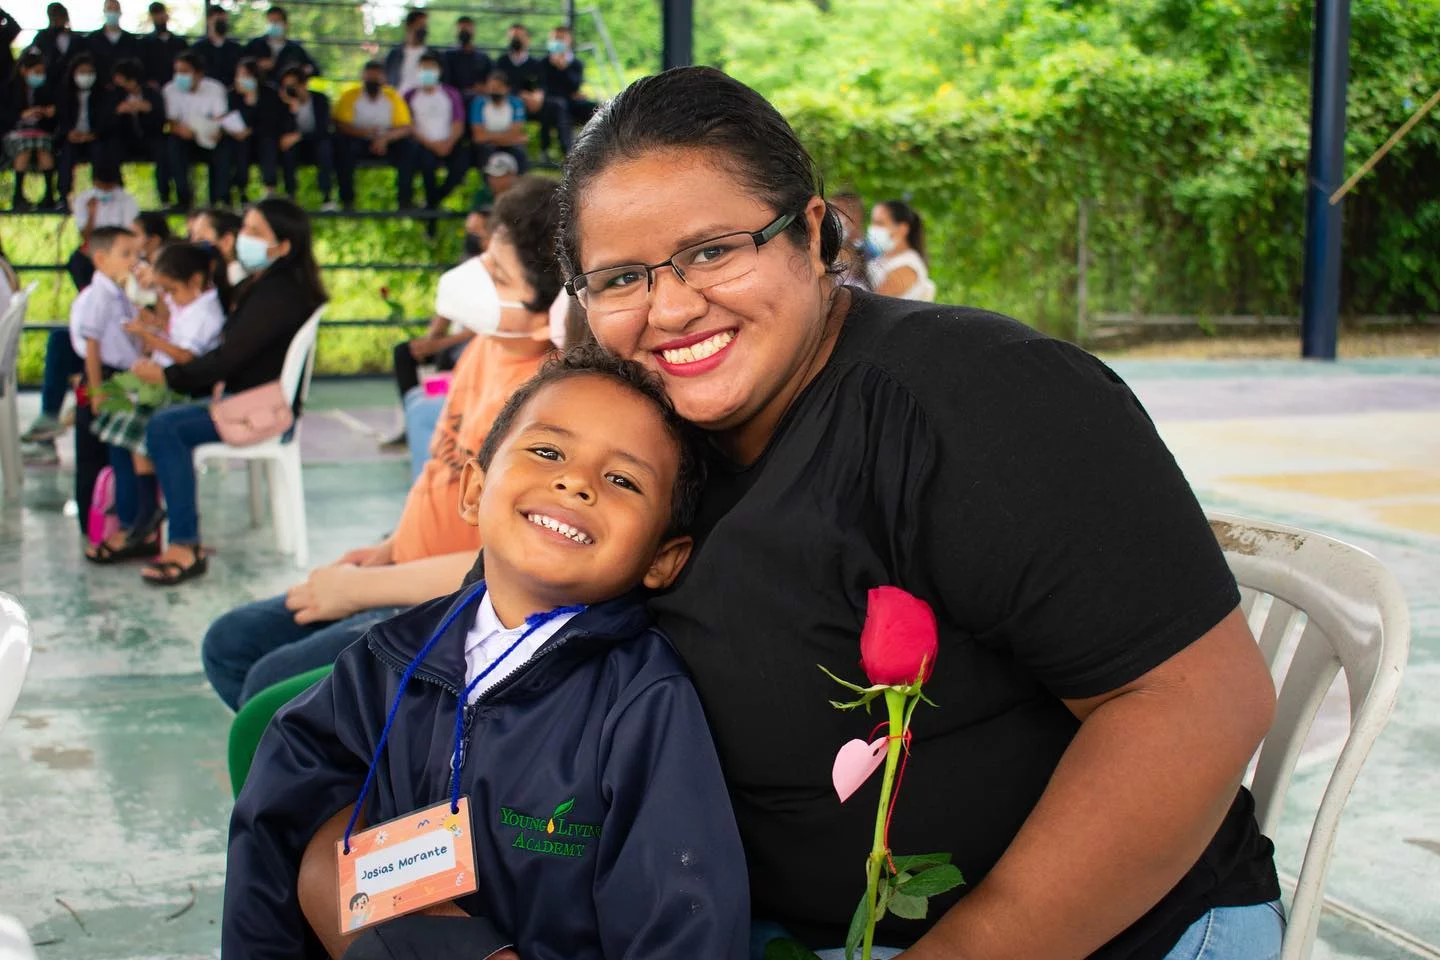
[209,381,294,446]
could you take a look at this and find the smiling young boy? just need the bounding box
[224,346,749,960]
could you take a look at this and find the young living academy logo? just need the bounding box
[498,798,601,859]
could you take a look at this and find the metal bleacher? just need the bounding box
[1,0,624,374]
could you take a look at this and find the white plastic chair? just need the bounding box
[0,283,38,502]
[193,305,323,568]
[0,592,32,733]
[1209,513,1409,960]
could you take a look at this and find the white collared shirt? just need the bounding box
[162,75,228,149]
[72,187,140,232]
[69,272,139,369]
[155,287,224,367]
[463,591,580,704]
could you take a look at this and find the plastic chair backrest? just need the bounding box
[1209,513,1409,960]
[0,284,37,396]
[279,305,325,409]
[0,593,33,732]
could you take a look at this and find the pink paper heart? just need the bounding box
[832,737,888,803]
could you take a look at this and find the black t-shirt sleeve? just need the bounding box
[892,335,1239,700]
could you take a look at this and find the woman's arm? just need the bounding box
[875,265,918,297]
[903,609,1273,960]
[284,551,476,624]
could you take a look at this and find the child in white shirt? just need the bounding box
[87,242,228,563]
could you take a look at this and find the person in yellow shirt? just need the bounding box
[332,59,417,210]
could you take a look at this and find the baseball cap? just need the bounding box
[483,152,520,178]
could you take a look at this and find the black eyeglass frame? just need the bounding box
[564,211,799,303]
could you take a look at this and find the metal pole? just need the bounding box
[661,0,693,71]
[565,0,575,34]
[1299,0,1350,359]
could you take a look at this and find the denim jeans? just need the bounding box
[757,900,1285,960]
[40,329,82,417]
[201,593,407,710]
[404,388,444,483]
[145,402,219,545]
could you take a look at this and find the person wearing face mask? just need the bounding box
[190,3,242,86]
[865,198,935,301]
[197,177,564,708]
[405,51,466,209]
[497,21,544,116]
[66,158,139,289]
[84,0,138,83]
[138,1,185,88]
[186,206,245,293]
[469,69,528,175]
[829,190,873,290]
[54,52,110,202]
[164,51,233,209]
[4,51,60,209]
[243,5,318,83]
[334,60,417,211]
[102,58,166,200]
[276,64,335,209]
[31,2,79,78]
[464,149,520,244]
[444,15,491,105]
[384,8,437,97]
[537,24,593,162]
[130,198,327,586]
[224,56,295,202]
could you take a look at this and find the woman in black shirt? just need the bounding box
[557,68,1282,959]
[227,56,296,202]
[132,197,326,586]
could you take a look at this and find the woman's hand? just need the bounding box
[286,564,369,625]
[130,358,165,384]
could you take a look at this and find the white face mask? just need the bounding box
[436,257,531,338]
[548,291,571,349]
[867,224,895,255]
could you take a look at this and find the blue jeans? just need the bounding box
[40,329,83,418]
[145,403,220,545]
[757,901,1285,960]
[201,593,408,710]
[404,388,444,483]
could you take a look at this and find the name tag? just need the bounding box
[335,797,479,934]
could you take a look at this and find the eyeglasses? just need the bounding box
[565,212,797,314]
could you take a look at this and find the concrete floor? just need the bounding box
[1,363,1438,958]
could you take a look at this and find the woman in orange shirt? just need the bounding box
[199,176,565,710]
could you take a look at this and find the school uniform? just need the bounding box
[228,84,296,197]
[55,82,115,199]
[226,585,749,960]
[138,28,187,88]
[242,35,318,81]
[162,73,232,207]
[100,84,167,200]
[66,187,140,290]
[278,89,334,202]
[85,26,140,81]
[69,272,139,536]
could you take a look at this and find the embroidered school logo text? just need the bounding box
[498,798,601,859]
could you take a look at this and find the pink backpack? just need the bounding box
[87,467,121,547]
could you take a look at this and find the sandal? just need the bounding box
[85,532,161,565]
[142,548,208,586]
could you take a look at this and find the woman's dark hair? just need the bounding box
[477,343,706,537]
[193,206,241,240]
[153,241,217,290]
[235,56,259,81]
[489,175,563,314]
[175,50,204,74]
[253,196,326,303]
[135,211,171,242]
[16,51,45,78]
[112,57,144,85]
[880,199,927,263]
[556,66,844,281]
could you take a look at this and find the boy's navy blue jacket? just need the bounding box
[225,586,749,960]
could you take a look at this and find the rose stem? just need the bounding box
[863,687,909,960]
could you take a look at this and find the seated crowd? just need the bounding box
[2,1,593,211]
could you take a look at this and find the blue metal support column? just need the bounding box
[1300,0,1351,359]
[662,0,693,70]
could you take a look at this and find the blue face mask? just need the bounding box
[173,72,193,92]
[237,75,258,93]
[25,72,45,89]
[104,11,120,27]
[95,189,114,202]
[235,233,275,272]
[547,39,567,55]
[267,21,285,38]
[418,67,440,87]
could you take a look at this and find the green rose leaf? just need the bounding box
[844,894,867,960]
[897,864,965,897]
[552,799,575,819]
[887,891,928,920]
[889,852,951,874]
[763,938,823,960]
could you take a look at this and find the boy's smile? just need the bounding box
[463,374,692,628]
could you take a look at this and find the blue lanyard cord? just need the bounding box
[448,602,585,814]
[338,582,583,854]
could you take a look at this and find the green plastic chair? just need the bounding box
[228,665,334,797]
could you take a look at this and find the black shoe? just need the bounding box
[12,197,33,212]
[379,432,408,451]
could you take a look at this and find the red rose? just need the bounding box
[860,586,938,686]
